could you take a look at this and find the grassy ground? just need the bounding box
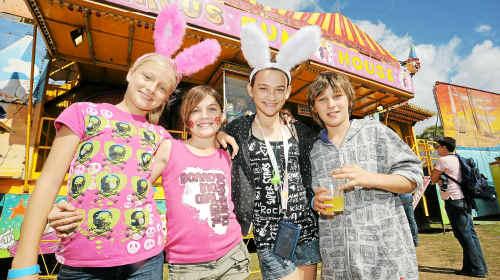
[416,221,500,279]
[244,222,500,280]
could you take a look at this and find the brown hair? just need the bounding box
[307,71,355,127]
[180,85,223,130]
[128,53,177,124]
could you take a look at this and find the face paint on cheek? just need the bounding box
[187,120,194,129]
[214,116,222,125]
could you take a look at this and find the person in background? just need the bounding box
[399,193,419,247]
[431,136,488,278]
[280,106,296,125]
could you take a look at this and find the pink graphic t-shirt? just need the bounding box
[54,102,169,267]
[161,139,242,264]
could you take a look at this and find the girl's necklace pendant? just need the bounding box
[271,171,281,186]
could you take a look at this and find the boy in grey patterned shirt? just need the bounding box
[308,72,423,280]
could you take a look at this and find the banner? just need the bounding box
[104,0,413,93]
[434,82,499,148]
[413,176,431,209]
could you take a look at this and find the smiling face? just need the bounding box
[313,86,350,129]
[124,55,176,114]
[247,69,290,118]
[307,72,355,128]
[187,95,223,139]
[181,85,224,140]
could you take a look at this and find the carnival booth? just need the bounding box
[0,0,423,276]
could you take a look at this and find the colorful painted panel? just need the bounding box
[0,193,168,259]
[434,82,500,148]
[0,194,66,258]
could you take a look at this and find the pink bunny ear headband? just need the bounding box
[137,3,221,83]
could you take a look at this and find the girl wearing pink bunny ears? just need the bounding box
[10,4,224,280]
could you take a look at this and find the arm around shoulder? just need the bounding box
[150,139,172,182]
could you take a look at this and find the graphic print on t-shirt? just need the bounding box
[85,115,107,136]
[87,208,120,236]
[69,173,90,199]
[136,150,153,171]
[104,142,132,164]
[180,167,230,235]
[125,208,150,233]
[140,128,158,147]
[131,176,150,200]
[112,120,135,138]
[76,141,100,164]
[96,172,127,198]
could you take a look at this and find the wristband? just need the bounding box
[310,193,315,209]
[7,264,40,279]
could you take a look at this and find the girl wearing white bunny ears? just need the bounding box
[223,24,322,280]
[10,4,225,280]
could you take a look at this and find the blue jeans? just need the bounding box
[257,239,320,280]
[445,199,488,275]
[58,252,164,280]
[400,193,419,247]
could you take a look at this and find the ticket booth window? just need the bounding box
[224,73,255,122]
[209,64,255,123]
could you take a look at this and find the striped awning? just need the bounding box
[225,0,398,64]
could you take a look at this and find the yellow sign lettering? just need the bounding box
[386,68,394,82]
[376,65,385,79]
[364,60,375,74]
[206,3,223,25]
[352,56,363,71]
[241,16,257,26]
[181,0,202,19]
[338,50,350,66]
[260,22,278,42]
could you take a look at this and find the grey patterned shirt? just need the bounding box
[310,119,423,280]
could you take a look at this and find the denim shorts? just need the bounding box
[58,252,164,280]
[257,239,320,280]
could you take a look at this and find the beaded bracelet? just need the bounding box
[7,264,40,279]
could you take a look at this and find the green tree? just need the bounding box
[418,125,443,140]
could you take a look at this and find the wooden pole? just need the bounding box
[24,24,38,193]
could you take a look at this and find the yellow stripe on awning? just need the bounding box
[351,23,366,47]
[373,40,389,56]
[342,16,354,42]
[334,13,341,36]
[277,9,287,15]
[308,12,320,25]
[293,12,304,20]
[361,30,376,51]
[321,13,332,31]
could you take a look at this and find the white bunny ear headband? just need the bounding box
[137,3,221,82]
[241,23,321,84]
